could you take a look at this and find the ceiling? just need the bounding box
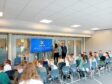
[0,0,112,37]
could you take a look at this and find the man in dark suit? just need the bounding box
[61,43,67,59]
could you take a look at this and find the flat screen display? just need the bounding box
[30,38,53,53]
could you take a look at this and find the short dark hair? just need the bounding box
[0,64,4,70]
[55,43,58,48]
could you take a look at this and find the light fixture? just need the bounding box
[91,27,100,31]
[71,25,80,27]
[40,19,52,23]
[0,12,3,17]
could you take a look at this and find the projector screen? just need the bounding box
[30,38,53,53]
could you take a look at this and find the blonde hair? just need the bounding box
[20,63,40,81]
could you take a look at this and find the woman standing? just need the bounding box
[53,43,59,65]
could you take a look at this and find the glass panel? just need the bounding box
[16,38,53,61]
[0,38,8,64]
[67,40,74,55]
[76,40,81,56]
[16,39,30,61]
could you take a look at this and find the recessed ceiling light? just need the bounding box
[0,12,3,17]
[91,27,100,31]
[71,25,80,27]
[40,19,52,23]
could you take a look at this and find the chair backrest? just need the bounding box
[83,63,90,69]
[62,66,70,75]
[76,59,81,67]
[91,62,97,70]
[96,59,100,65]
[39,71,47,83]
[58,62,66,70]
[14,57,21,66]
[70,64,77,72]
[51,69,59,80]
[105,58,111,64]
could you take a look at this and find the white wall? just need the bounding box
[85,29,112,52]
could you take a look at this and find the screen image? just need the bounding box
[30,38,53,53]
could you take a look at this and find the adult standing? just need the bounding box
[53,43,59,65]
[61,43,67,59]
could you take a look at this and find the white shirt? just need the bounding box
[4,64,12,72]
[50,63,58,70]
[19,79,43,84]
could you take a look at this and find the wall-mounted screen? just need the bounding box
[30,38,53,53]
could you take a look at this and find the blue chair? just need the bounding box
[82,63,90,79]
[50,69,60,80]
[90,61,100,78]
[70,64,80,82]
[39,71,48,84]
[105,58,111,71]
[14,57,21,66]
[105,58,111,64]
[91,62,97,70]
[62,66,71,81]
[50,69,62,84]
[83,63,90,71]
[62,66,70,76]
[76,59,81,67]
[70,64,77,74]
[58,62,66,70]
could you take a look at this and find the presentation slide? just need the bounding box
[30,38,53,53]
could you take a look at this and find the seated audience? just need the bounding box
[104,52,110,59]
[19,63,43,84]
[42,57,49,69]
[0,64,10,84]
[108,51,112,57]
[58,58,66,70]
[49,59,58,70]
[89,51,97,69]
[69,54,76,64]
[83,52,89,62]
[65,56,70,66]
[94,52,100,60]
[37,60,46,74]
[14,64,24,84]
[4,59,12,72]
[104,52,110,64]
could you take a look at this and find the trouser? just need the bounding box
[62,53,66,59]
[54,53,59,65]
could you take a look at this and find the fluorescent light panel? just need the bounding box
[0,12,3,17]
[40,19,52,23]
[71,25,80,27]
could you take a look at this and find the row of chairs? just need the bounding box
[80,57,112,79]
[39,63,80,84]
[39,57,112,84]
[9,56,112,84]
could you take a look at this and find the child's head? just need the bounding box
[0,64,3,70]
